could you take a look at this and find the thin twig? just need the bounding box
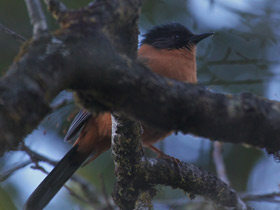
[100,174,114,210]
[0,160,32,182]
[70,175,100,202]
[206,58,279,66]
[200,79,263,86]
[213,141,231,185]
[0,23,26,43]
[20,144,57,166]
[242,192,280,203]
[30,162,49,174]
[64,172,112,209]
[21,144,109,208]
[0,143,54,184]
[64,185,90,204]
[24,0,48,39]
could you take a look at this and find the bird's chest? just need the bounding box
[138,46,197,83]
[147,55,197,83]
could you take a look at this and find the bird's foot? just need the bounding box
[148,144,180,163]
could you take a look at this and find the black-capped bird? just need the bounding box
[24,23,213,210]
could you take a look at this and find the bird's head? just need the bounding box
[141,23,213,50]
[138,23,213,83]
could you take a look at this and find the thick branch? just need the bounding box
[1,30,280,155]
[70,41,280,154]
[143,158,247,209]
[111,115,144,209]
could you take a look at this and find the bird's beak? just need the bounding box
[189,32,214,44]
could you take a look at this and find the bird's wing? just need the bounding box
[64,109,92,141]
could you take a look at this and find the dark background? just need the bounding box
[0,0,279,209]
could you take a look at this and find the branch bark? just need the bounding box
[0,0,278,209]
[24,0,48,38]
[1,24,280,155]
[143,158,247,209]
[213,142,230,185]
[111,116,144,209]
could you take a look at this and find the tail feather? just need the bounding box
[23,145,90,210]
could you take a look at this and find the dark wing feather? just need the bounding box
[64,109,92,141]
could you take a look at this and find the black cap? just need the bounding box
[141,23,213,50]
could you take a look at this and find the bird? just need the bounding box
[23,23,213,210]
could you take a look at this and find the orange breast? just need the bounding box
[138,44,197,83]
[137,44,198,145]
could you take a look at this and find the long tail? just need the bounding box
[23,145,90,210]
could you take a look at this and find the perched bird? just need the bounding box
[24,23,213,210]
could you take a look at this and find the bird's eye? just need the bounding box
[173,34,180,39]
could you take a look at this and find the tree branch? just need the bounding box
[24,0,48,38]
[143,158,247,209]
[20,144,57,166]
[111,115,144,209]
[242,192,280,203]
[0,23,26,43]
[200,79,263,86]
[0,160,31,182]
[19,144,110,208]
[213,142,230,185]
[1,26,280,155]
[110,115,247,209]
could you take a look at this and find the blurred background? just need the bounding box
[0,0,280,209]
